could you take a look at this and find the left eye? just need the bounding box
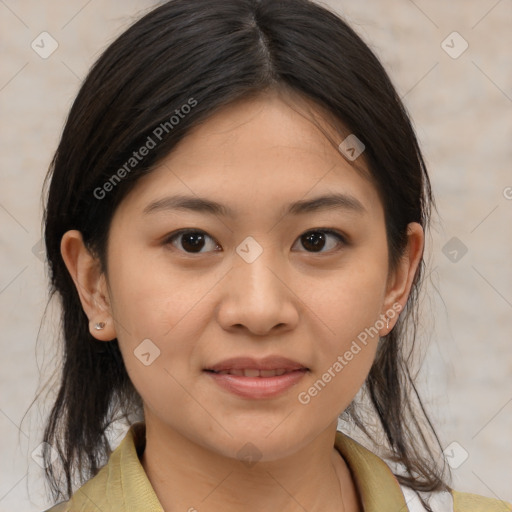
[164,229,346,254]
[293,229,346,253]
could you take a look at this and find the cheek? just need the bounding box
[305,253,388,345]
[106,246,229,396]
[107,264,203,419]
[107,245,212,340]
[295,252,387,409]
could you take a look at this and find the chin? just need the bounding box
[201,424,315,464]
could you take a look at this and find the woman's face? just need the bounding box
[90,91,420,460]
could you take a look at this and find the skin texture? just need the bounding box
[61,90,424,512]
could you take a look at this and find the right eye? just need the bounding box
[163,229,221,254]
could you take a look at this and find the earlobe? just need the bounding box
[90,317,116,341]
[381,222,424,334]
[60,230,117,341]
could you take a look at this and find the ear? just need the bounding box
[60,230,117,341]
[380,222,424,334]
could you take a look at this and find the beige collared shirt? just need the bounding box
[45,422,511,512]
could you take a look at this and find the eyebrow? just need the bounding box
[143,192,366,218]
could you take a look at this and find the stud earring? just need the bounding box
[386,316,390,329]
[94,321,106,330]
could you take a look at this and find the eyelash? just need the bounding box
[163,228,348,255]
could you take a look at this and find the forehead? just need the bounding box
[116,91,384,223]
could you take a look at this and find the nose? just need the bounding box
[216,248,300,336]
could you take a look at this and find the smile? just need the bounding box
[204,368,308,399]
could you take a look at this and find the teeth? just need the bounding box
[260,369,287,377]
[215,369,294,377]
[243,368,261,377]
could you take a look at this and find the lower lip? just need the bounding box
[205,369,308,399]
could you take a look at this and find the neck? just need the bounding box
[140,416,361,512]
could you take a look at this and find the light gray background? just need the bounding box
[0,1,511,510]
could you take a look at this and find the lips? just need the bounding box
[212,368,290,377]
[204,356,309,399]
[204,356,308,374]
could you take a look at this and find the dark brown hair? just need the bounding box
[39,0,449,509]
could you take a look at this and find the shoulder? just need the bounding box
[41,422,163,512]
[44,489,512,512]
[451,490,512,512]
[399,482,511,512]
[335,431,511,512]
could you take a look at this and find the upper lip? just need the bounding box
[205,356,308,372]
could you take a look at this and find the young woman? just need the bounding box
[39,0,511,511]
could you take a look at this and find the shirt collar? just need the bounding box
[70,422,408,511]
[334,430,409,511]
